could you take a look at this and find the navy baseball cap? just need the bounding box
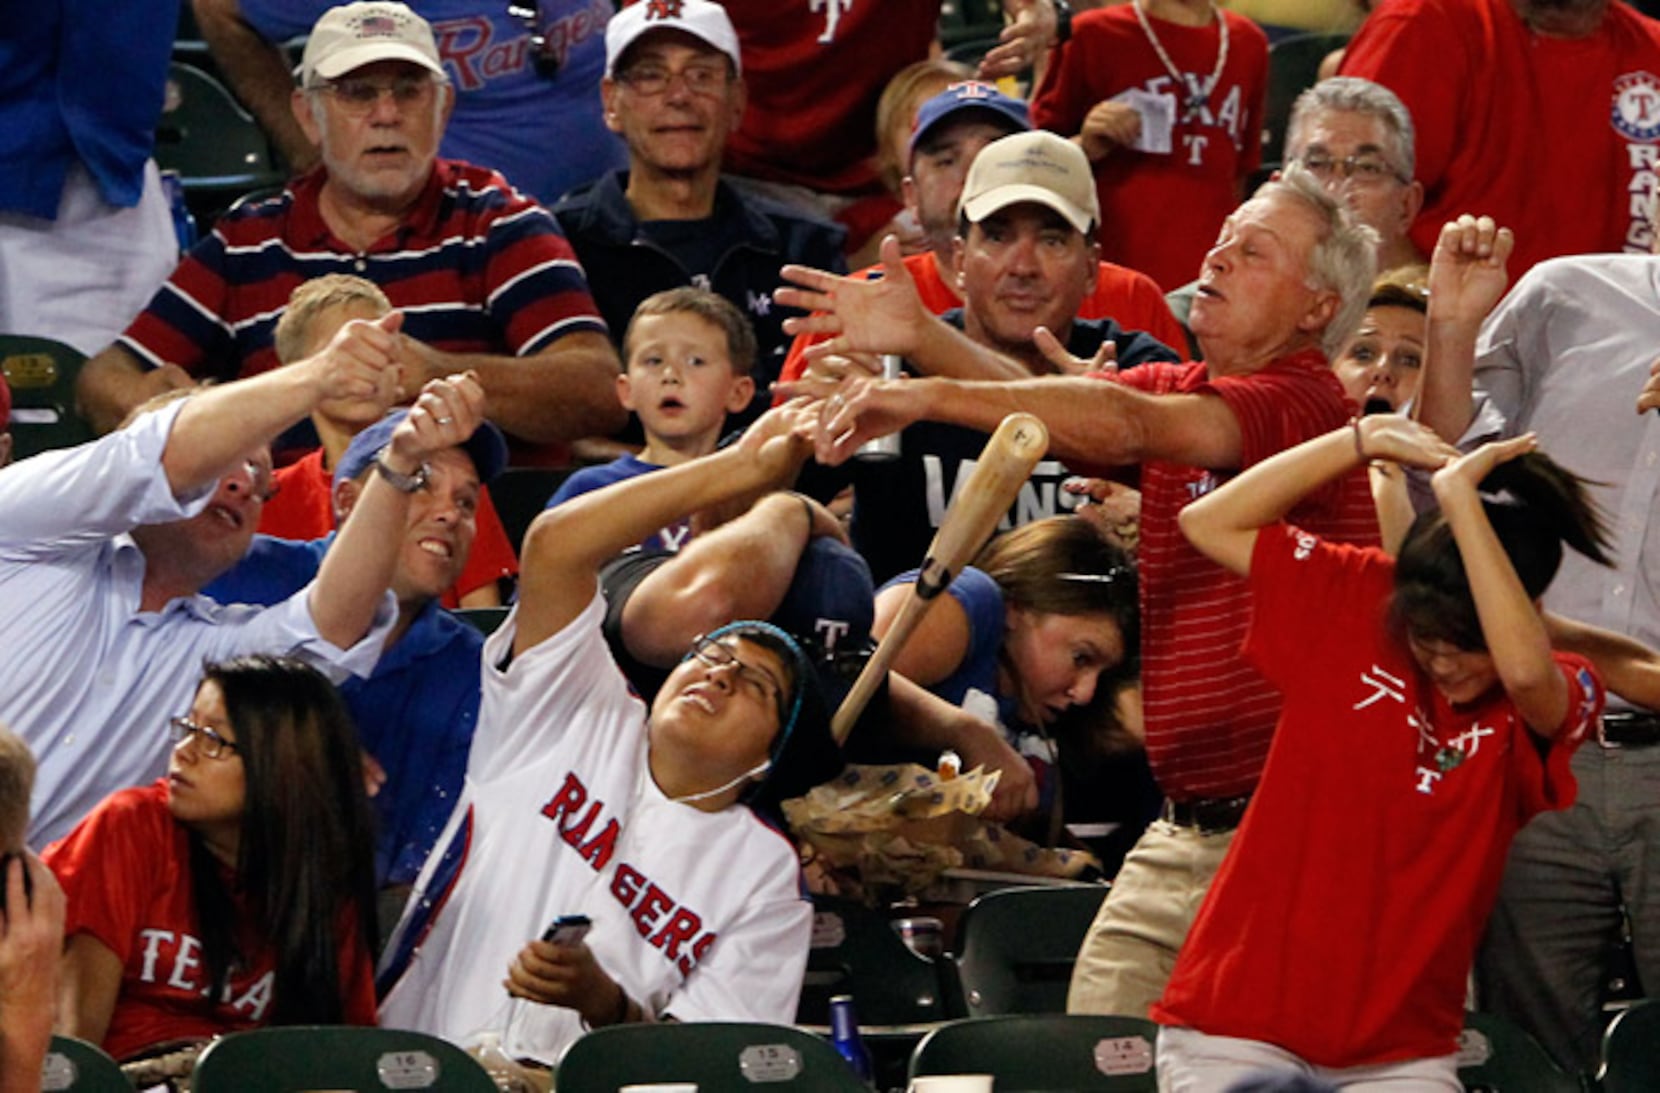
[333,409,509,487]
[909,80,1031,159]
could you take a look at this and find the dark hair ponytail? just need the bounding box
[1389,451,1611,650]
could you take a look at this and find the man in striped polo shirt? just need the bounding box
[785,164,1381,1020]
[76,2,624,461]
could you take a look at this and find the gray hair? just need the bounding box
[1255,162,1379,357]
[1286,76,1416,180]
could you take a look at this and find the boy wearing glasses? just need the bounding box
[376,400,841,1063]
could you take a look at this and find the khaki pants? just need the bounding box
[1066,819,1236,1017]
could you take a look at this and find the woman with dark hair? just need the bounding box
[1151,416,1609,1090]
[47,655,378,1060]
[875,515,1139,818]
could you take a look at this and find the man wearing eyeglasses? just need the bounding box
[0,311,482,847]
[1283,77,1424,276]
[552,0,846,423]
[1340,0,1660,277]
[76,1,625,464]
[192,0,625,207]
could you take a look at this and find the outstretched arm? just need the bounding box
[778,370,1245,471]
[1180,415,1459,577]
[776,236,1031,382]
[1545,613,1660,711]
[1434,435,1568,736]
[515,401,816,655]
[162,312,405,498]
[310,373,487,649]
[396,330,627,446]
[1415,215,1514,443]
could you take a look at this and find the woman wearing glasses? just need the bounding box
[44,655,378,1061]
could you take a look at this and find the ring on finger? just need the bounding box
[435,415,454,425]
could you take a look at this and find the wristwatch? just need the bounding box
[1052,0,1073,45]
[373,446,430,494]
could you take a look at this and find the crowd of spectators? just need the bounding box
[5,0,1660,1089]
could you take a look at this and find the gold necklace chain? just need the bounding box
[1131,0,1231,123]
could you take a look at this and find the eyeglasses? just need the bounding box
[1296,151,1408,187]
[689,634,784,710]
[617,62,731,98]
[169,716,240,760]
[507,0,561,78]
[314,75,440,116]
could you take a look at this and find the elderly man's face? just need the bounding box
[954,203,1098,357]
[298,59,449,207]
[1289,108,1420,261]
[602,32,742,177]
[1189,190,1337,369]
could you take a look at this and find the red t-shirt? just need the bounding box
[44,783,377,1061]
[1340,0,1660,274]
[714,0,941,194]
[1118,352,1378,799]
[1031,6,1267,292]
[776,250,1188,386]
[258,447,518,608]
[1155,527,1598,1067]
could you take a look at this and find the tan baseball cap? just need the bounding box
[296,2,445,86]
[959,130,1099,235]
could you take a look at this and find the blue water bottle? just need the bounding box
[829,993,875,1088]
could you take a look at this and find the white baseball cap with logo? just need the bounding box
[604,0,742,78]
[297,1,445,86]
[958,130,1100,236]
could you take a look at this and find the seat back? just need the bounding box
[950,883,1108,1017]
[155,63,285,201]
[1259,31,1353,167]
[1457,1010,1582,1093]
[797,894,949,1026]
[455,605,512,636]
[1599,997,1660,1093]
[910,1014,1158,1092]
[39,1036,132,1092]
[190,1025,496,1093]
[488,466,573,554]
[556,1021,870,1092]
[0,335,92,460]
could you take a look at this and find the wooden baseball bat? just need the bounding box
[831,411,1050,744]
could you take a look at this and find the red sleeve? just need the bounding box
[448,485,519,603]
[43,786,177,966]
[472,168,608,354]
[1200,359,1352,470]
[1514,654,1601,819]
[1338,0,1463,200]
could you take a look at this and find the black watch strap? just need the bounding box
[1053,0,1074,45]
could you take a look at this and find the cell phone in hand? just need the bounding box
[541,913,592,946]
[0,851,32,915]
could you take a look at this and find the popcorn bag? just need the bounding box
[783,763,1099,903]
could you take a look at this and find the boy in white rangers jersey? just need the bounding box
[376,401,837,1062]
